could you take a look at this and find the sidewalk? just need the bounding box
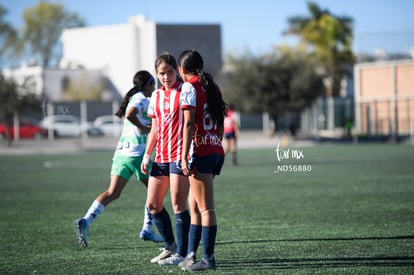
[0,131,315,155]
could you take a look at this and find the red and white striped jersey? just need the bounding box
[148,81,184,163]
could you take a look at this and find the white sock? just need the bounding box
[84,200,104,226]
[141,206,153,232]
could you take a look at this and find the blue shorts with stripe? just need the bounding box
[150,162,184,177]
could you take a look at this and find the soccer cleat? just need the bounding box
[157,253,184,265]
[139,230,164,243]
[150,243,177,264]
[183,257,216,271]
[74,218,89,247]
[178,254,196,270]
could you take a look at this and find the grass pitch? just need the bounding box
[0,144,413,274]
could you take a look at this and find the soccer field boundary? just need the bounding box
[42,159,110,169]
[216,234,414,245]
[0,131,317,155]
[219,256,414,271]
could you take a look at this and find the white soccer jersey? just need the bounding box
[115,91,150,157]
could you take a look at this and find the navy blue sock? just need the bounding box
[175,210,190,256]
[187,224,202,257]
[202,225,217,260]
[153,208,175,247]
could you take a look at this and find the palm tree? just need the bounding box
[284,1,354,96]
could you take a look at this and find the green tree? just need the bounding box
[284,1,354,96]
[0,5,20,66]
[222,47,324,133]
[0,74,40,145]
[23,1,85,68]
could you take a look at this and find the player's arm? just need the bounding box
[145,118,157,155]
[231,112,240,138]
[233,119,240,138]
[141,118,157,174]
[182,109,195,176]
[125,106,150,134]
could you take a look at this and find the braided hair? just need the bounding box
[178,49,227,126]
[115,70,154,118]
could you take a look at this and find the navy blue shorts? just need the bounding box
[191,154,225,175]
[150,162,184,177]
[224,131,236,139]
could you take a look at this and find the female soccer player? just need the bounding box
[178,49,227,271]
[141,53,190,265]
[74,71,163,247]
[223,104,240,165]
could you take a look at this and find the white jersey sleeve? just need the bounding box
[128,92,151,126]
[148,90,158,118]
[180,82,196,108]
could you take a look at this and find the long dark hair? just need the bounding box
[115,70,154,118]
[155,52,178,72]
[178,49,227,126]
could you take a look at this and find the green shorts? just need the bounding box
[110,153,152,181]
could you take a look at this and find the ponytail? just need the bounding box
[199,71,227,126]
[115,70,154,118]
[115,87,137,118]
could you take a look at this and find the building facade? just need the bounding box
[60,15,222,97]
[354,59,414,137]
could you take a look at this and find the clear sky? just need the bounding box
[3,0,414,56]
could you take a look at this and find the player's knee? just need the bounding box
[200,208,215,216]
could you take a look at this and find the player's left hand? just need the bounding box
[141,153,150,174]
[181,158,193,176]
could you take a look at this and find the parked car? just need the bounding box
[40,115,103,137]
[0,117,48,140]
[93,115,123,137]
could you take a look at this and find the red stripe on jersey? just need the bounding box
[148,82,183,163]
[181,104,196,110]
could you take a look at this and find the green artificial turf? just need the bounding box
[0,144,413,274]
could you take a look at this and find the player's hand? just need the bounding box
[141,153,150,174]
[181,158,193,176]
